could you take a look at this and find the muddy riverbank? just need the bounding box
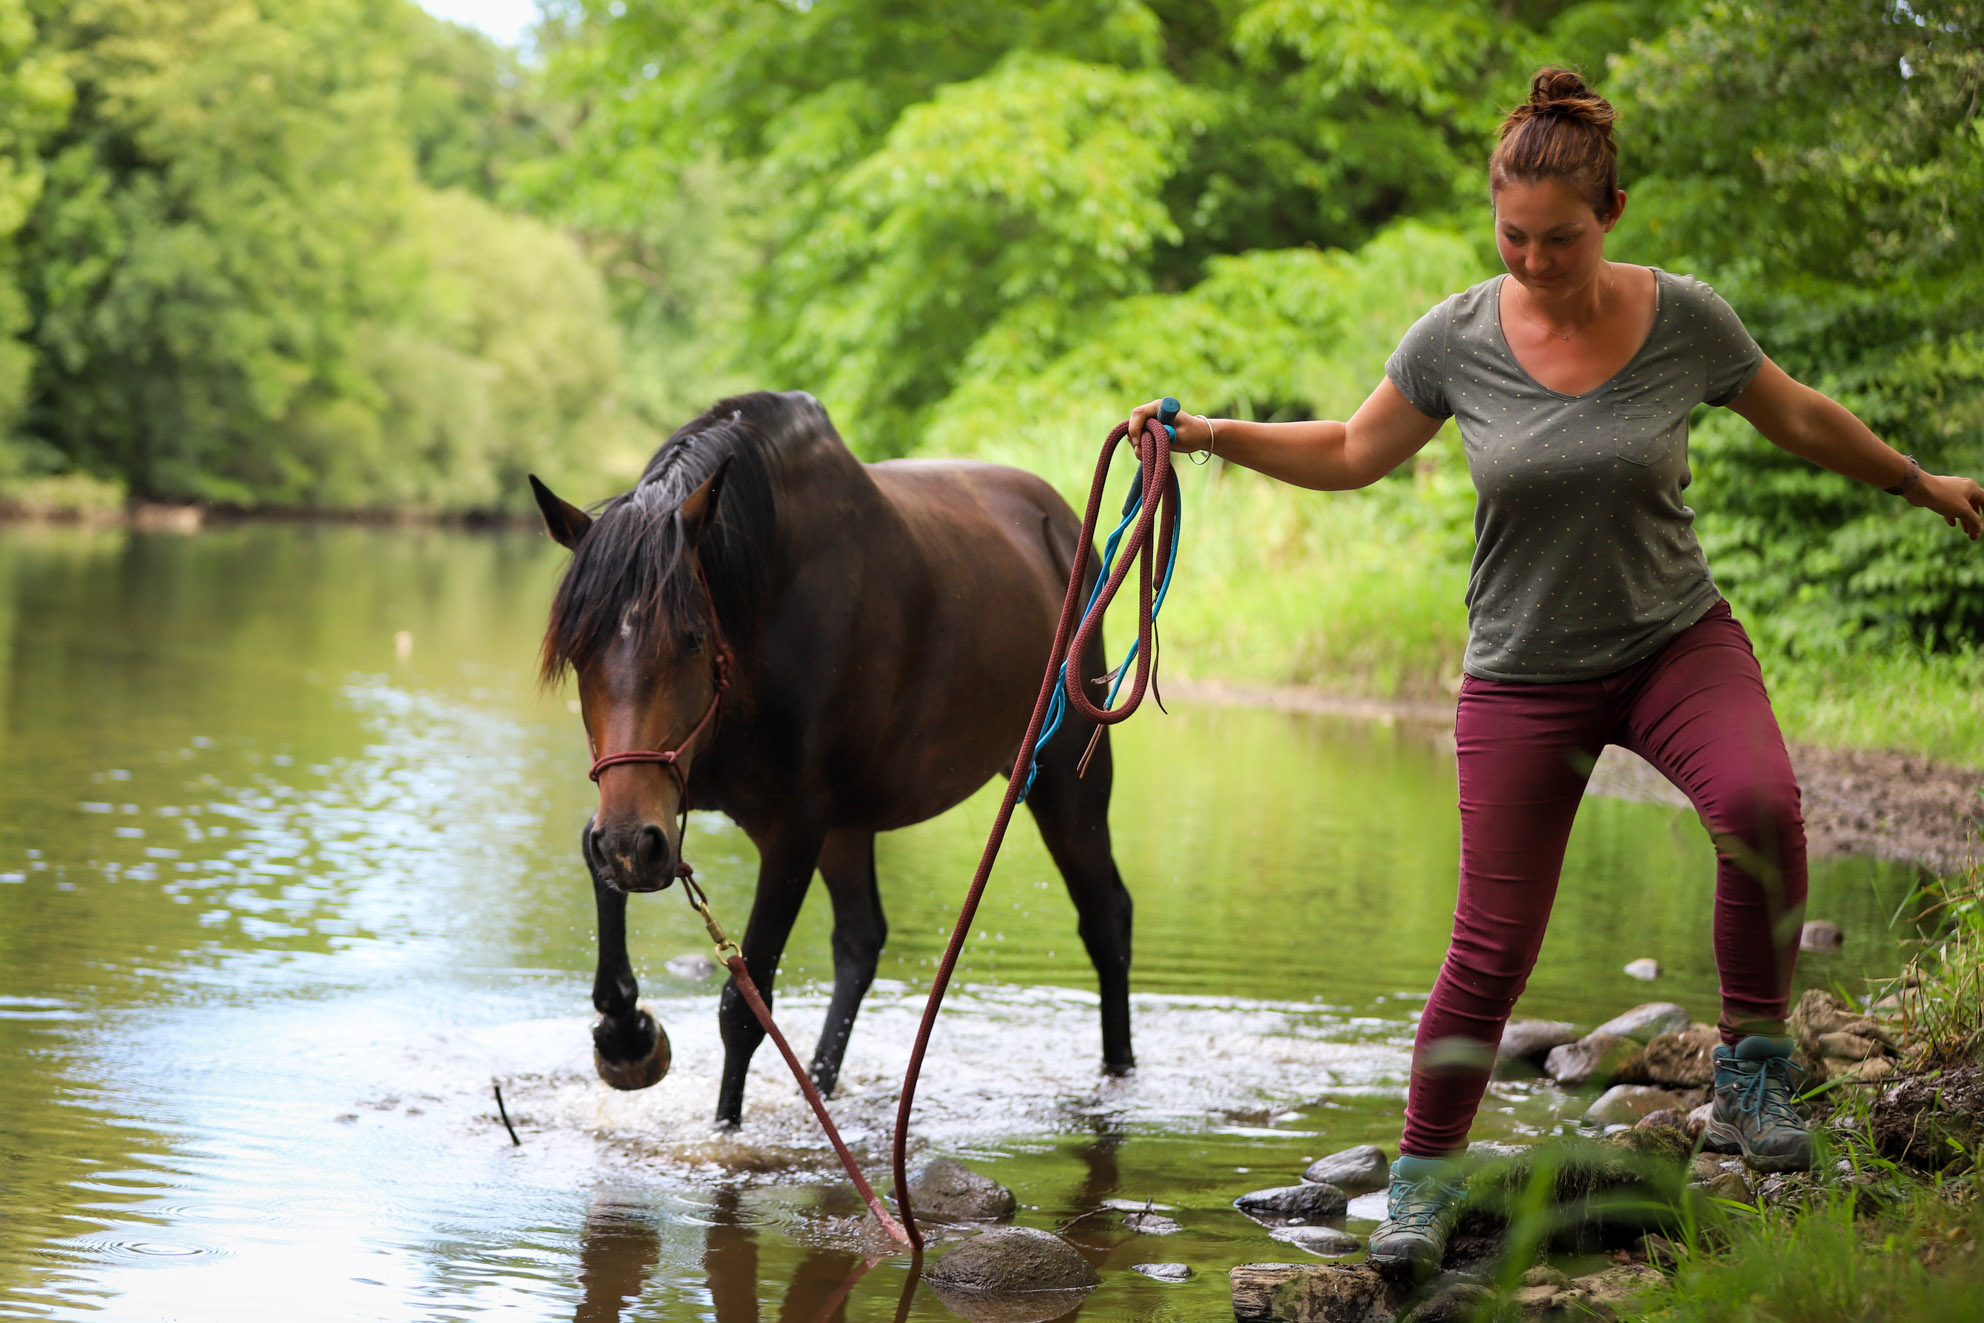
[1172,679,1983,876]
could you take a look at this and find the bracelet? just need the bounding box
[1884,454,1919,496]
[1189,416,1218,466]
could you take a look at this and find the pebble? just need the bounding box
[1494,1019,1581,1076]
[1800,920,1845,950]
[1593,1002,1694,1042]
[1345,1189,1389,1220]
[907,1158,1017,1221]
[664,953,718,979]
[1623,958,1662,980]
[1545,1032,1642,1087]
[1640,1023,1722,1087]
[1122,1209,1182,1235]
[1301,1144,1389,1192]
[1234,1183,1347,1224]
[1132,1262,1191,1282]
[1586,1085,1693,1125]
[925,1226,1098,1293]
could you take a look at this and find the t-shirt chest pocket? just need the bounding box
[1606,362,1701,465]
[1609,404,1669,466]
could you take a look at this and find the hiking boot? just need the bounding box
[1367,1155,1466,1273]
[1702,1034,1813,1173]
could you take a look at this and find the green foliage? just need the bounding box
[0,0,70,473]
[1613,0,1984,654]
[1,0,636,510]
[526,0,1636,453]
[522,0,1984,677]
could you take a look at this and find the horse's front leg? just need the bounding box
[584,816,670,1090]
[714,827,824,1128]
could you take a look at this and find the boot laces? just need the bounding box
[1736,1053,1804,1126]
[1388,1174,1464,1232]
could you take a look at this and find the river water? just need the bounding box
[0,524,1924,1322]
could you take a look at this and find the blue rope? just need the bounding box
[1021,435,1180,801]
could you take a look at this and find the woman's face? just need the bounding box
[1493,176,1623,304]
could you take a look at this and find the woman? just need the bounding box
[1126,67,1984,1272]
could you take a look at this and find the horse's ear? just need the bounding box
[677,456,733,549]
[529,474,592,550]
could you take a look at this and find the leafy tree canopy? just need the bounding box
[2,0,637,509]
[528,0,1984,650]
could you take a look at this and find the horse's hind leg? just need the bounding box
[1025,723,1135,1075]
[714,826,825,1128]
[809,828,887,1097]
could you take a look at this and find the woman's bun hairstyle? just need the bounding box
[1490,67,1621,219]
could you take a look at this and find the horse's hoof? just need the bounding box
[1102,1058,1135,1078]
[593,1006,670,1091]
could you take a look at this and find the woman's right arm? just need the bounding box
[1125,379,1445,491]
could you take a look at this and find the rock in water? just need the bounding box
[1623,958,1662,980]
[1270,1224,1362,1256]
[1545,1033,1643,1087]
[1593,1002,1693,1042]
[1121,1209,1182,1235]
[1234,1183,1348,1224]
[1301,1144,1390,1192]
[1494,1019,1582,1078]
[1800,920,1845,950]
[664,953,717,979]
[1585,1085,1692,1126]
[926,1227,1099,1295]
[1133,1262,1191,1282]
[1640,1023,1722,1087]
[1230,1263,1398,1323]
[909,1158,1017,1221]
[924,1285,1096,1323]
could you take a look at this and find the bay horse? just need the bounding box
[531,390,1134,1128]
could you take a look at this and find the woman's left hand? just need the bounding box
[1908,470,1984,540]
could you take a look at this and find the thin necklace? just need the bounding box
[1516,264,1614,341]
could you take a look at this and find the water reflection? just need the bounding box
[0,524,1930,1322]
[576,1200,661,1322]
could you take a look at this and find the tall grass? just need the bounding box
[1756,645,1984,770]
[1625,1189,1984,1323]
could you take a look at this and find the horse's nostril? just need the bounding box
[635,823,670,875]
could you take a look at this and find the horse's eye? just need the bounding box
[683,631,704,656]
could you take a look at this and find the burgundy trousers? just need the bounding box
[1399,600,1808,1159]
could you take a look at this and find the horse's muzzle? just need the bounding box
[588,821,677,894]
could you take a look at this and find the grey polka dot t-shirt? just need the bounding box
[1385,268,1763,683]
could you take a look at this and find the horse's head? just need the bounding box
[533,461,733,894]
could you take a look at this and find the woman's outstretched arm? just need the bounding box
[1728,359,1984,539]
[1125,379,1445,492]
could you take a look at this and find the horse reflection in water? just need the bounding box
[533,391,1134,1127]
[574,1193,870,1323]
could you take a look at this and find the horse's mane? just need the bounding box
[539,391,824,686]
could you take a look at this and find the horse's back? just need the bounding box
[866,457,1081,586]
[792,456,1086,828]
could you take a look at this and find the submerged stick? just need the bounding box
[493,1079,522,1146]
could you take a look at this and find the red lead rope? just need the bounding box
[889,419,1179,1249]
